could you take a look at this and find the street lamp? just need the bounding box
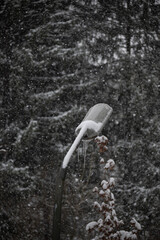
[53,103,112,240]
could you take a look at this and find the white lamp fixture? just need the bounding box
[62,103,112,168]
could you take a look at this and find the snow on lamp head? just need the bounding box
[76,103,113,139]
[62,103,112,169]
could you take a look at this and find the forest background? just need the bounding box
[0,0,160,239]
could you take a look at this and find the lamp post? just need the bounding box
[53,103,112,240]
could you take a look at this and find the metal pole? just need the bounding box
[52,128,86,240]
[52,168,67,240]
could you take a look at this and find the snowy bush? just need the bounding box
[86,136,141,240]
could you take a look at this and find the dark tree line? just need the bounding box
[0,0,160,239]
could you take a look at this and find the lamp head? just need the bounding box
[75,103,113,139]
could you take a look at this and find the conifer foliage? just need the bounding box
[0,0,160,239]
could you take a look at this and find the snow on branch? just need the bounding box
[95,135,108,152]
[86,135,141,240]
